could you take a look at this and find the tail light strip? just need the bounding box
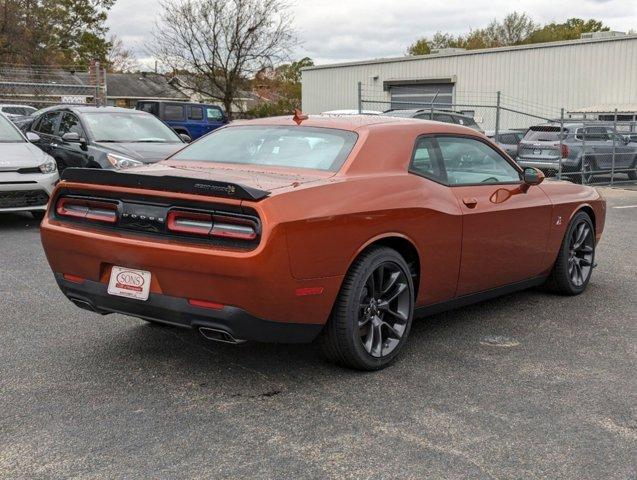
[56,197,118,223]
[55,195,260,244]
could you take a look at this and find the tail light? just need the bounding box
[56,197,118,223]
[561,143,569,158]
[167,209,258,241]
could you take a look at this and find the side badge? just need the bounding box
[556,216,562,226]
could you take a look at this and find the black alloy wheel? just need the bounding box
[567,221,594,288]
[544,211,596,295]
[358,262,411,358]
[320,246,414,370]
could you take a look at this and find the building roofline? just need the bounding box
[302,34,637,72]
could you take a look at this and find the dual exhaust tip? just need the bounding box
[198,327,246,345]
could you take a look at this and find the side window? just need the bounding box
[189,106,204,120]
[138,102,159,116]
[206,107,224,121]
[437,136,521,185]
[409,137,446,183]
[58,113,84,137]
[164,104,185,121]
[35,112,60,135]
[414,113,431,120]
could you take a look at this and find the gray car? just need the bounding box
[383,109,484,133]
[517,122,637,183]
[485,130,525,159]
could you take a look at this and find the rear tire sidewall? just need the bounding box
[340,248,414,370]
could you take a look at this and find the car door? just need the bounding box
[435,135,553,296]
[187,105,206,139]
[53,112,90,168]
[30,111,61,156]
[205,106,226,134]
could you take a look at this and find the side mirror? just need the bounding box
[623,135,631,145]
[26,132,40,143]
[523,167,545,187]
[179,133,192,143]
[62,132,81,143]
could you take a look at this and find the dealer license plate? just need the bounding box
[107,266,151,301]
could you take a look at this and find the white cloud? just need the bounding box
[106,0,637,66]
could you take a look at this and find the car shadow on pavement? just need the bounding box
[0,212,42,230]
[84,287,551,387]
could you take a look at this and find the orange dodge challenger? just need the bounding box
[40,114,606,370]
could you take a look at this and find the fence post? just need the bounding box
[611,108,617,186]
[558,108,564,180]
[94,61,101,107]
[357,81,362,114]
[581,120,587,185]
[494,91,501,140]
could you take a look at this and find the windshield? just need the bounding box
[0,114,25,143]
[83,113,181,143]
[170,126,358,172]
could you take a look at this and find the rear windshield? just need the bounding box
[170,126,358,172]
[523,126,566,142]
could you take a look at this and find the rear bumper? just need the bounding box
[56,274,323,343]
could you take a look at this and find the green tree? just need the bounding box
[406,13,608,56]
[525,18,609,44]
[0,0,114,66]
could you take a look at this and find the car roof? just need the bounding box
[230,114,480,135]
[40,105,149,115]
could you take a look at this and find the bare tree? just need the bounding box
[149,0,297,118]
[107,35,139,72]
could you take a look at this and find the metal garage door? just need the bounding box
[390,83,454,110]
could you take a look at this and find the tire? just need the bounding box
[544,211,595,295]
[628,160,637,180]
[319,246,414,371]
[573,161,593,185]
[31,211,45,220]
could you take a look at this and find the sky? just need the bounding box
[106,0,637,67]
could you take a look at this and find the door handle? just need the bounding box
[462,197,478,208]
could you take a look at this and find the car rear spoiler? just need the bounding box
[60,168,270,201]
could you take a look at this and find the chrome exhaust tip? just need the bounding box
[198,327,246,345]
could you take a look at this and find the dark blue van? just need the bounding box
[136,101,228,140]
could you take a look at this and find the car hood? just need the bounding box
[93,142,185,163]
[0,142,51,170]
[130,161,333,193]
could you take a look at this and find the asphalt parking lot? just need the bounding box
[1,186,636,480]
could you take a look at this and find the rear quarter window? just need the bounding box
[164,105,185,121]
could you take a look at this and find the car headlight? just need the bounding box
[106,153,143,170]
[39,158,57,174]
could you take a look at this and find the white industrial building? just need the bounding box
[301,32,637,129]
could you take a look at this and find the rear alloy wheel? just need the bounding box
[628,158,637,180]
[320,246,414,370]
[544,211,595,295]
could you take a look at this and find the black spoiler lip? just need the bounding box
[60,168,270,201]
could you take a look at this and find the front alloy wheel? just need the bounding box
[320,246,414,370]
[545,211,595,295]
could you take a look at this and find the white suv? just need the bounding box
[0,113,58,218]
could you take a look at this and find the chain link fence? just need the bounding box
[0,63,106,108]
[358,81,637,186]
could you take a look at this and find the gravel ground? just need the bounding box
[1,186,635,479]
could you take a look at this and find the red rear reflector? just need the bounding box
[167,210,213,236]
[561,143,569,158]
[63,273,85,284]
[188,299,225,310]
[56,197,117,223]
[295,287,324,296]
